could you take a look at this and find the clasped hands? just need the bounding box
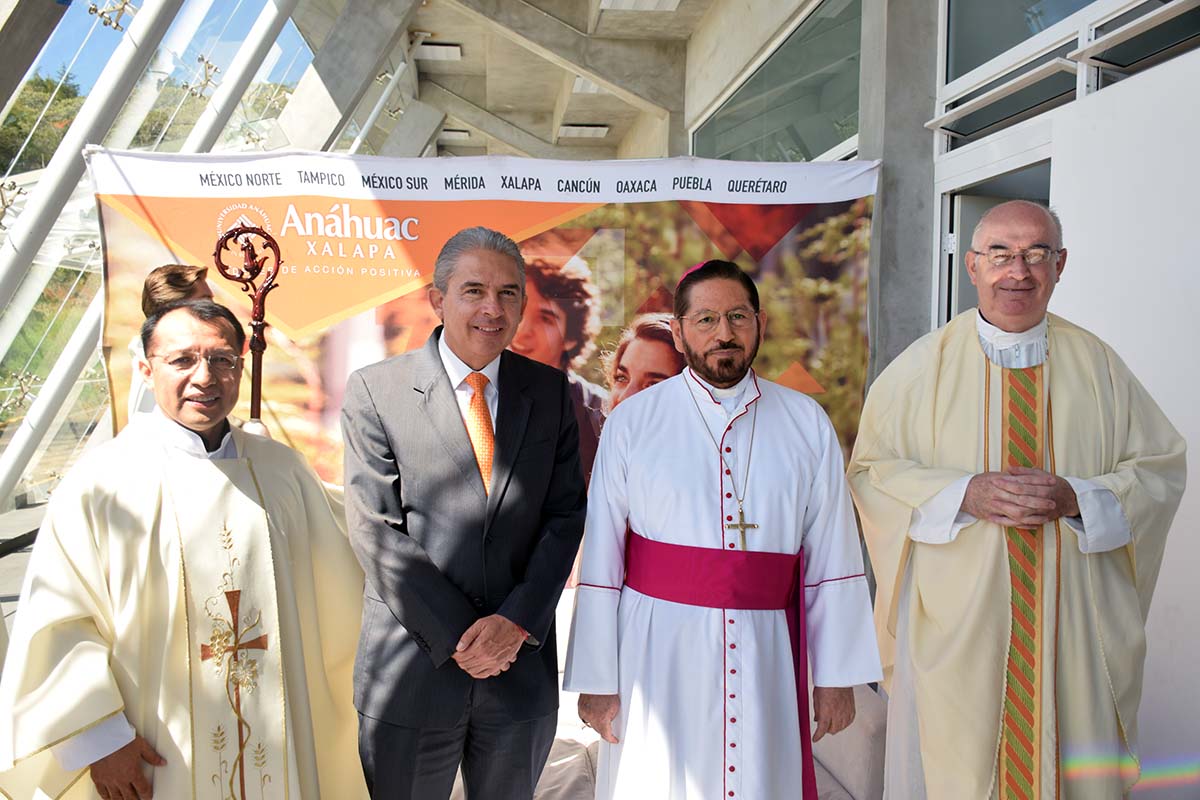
[961,467,1079,528]
[453,614,526,678]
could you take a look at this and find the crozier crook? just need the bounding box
[213,226,281,422]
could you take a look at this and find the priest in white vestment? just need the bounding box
[848,201,1186,800]
[0,300,366,800]
[564,260,881,800]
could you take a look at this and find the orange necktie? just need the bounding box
[464,372,494,492]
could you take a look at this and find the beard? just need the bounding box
[681,331,760,388]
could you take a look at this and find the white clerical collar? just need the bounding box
[437,329,501,390]
[146,406,238,459]
[976,309,1049,368]
[686,368,756,414]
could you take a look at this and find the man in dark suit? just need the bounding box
[342,226,587,799]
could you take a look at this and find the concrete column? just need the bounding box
[0,0,186,319]
[182,0,299,153]
[857,0,938,380]
[270,0,418,151]
[377,99,444,158]
[0,0,69,111]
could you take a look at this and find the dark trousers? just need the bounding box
[358,686,557,800]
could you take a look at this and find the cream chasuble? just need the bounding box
[0,419,367,800]
[167,452,300,799]
[848,310,1185,800]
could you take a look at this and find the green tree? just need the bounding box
[128,77,208,151]
[0,70,86,173]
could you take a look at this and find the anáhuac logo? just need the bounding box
[278,202,420,260]
[215,202,273,236]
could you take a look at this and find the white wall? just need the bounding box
[1048,47,1200,798]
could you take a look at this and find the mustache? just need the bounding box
[706,340,744,356]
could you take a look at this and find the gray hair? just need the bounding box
[432,227,526,292]
[972,200,1064,250]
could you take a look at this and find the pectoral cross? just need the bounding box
[725,503,759,550]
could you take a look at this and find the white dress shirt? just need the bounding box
[908,311,1131,553]
[52,409,237,770]
[437,331,500,432]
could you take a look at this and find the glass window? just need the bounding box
[16,353,108,506]
[102,0,271,153]
[1093,2,1200,85]
[0,2,124,186]
[216,19,313,152]
[944,43,1076,144]
[947,0,1092,82]
[694,0,861,162]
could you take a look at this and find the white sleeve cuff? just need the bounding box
[1063,477,1132,554]
[805,576,882,687]
[562,585,621,695]
[909,476,976,544]
[51,713,135,771]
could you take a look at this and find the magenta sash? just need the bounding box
[624,530,818,800]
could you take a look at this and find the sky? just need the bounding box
[22,0,312,95]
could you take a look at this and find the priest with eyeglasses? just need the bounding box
[0,300,367,800]
[564,260,881,800]
[848,200,1186,800]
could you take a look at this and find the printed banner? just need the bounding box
[87,148,877,482]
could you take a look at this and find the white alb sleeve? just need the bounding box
[802,413,882,687]
[909,475,976,544]
[562,412,630,696]
[1061,477,1131,553]
[51,712,135,771]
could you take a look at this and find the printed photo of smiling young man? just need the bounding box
[341,226,587,800]
[509,256,606,482]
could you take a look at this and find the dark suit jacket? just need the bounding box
[342,327,587,728]
[567,371,606,483]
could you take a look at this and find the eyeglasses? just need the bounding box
[148,351,242,374]
[972,247,1061,267]
[678,308,757,333]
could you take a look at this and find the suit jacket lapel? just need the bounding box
[416,329,488,501]
[486,352,531,532]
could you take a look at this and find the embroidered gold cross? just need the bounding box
[726,504,759,550]
[201,590,269,800]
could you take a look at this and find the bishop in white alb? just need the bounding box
[564,368,880,800]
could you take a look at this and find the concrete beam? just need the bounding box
[618,109,668,158]
[586,0,602,34]
[271,0,418,151]
[378,99,444,157]
[439,0,684,118]
[858,0,938,379]
[0,0,67,111]
[421,80,614,160]
[550,71,574,145]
